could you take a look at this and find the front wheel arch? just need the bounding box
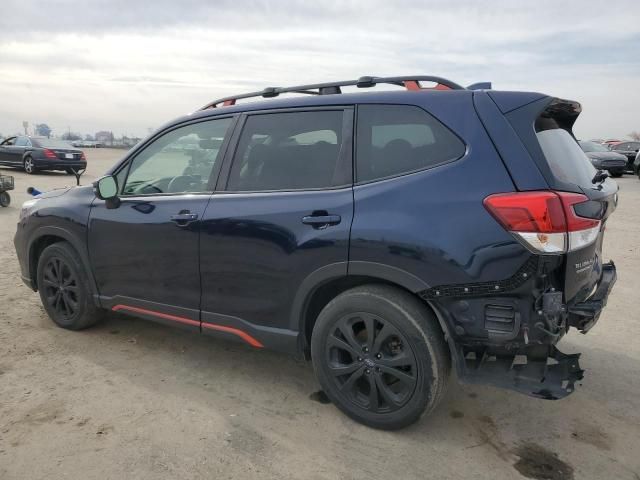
[27,228,100,305]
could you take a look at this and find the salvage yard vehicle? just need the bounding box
[578,140,627,177]
[0,136,86,175]
[14,76,618,430]
[608,141,640,172]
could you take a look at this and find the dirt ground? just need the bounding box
[0,148,639,480]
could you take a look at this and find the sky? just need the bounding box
[0,0,639,140]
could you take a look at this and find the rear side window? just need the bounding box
[536,129,596,186]
[356,105,465,183]
[227,110,347,191]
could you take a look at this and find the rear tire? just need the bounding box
[36,242,103,330]
[610,172,623,178]
[311,284,450,430]
[0,191,9,207]
[23,156,35,174]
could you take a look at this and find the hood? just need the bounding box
[34,187,71,199]
[585,151,627,161]
[34,184,94,200]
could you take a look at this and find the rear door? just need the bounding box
[198,107,353,349]
[6,136,29,165]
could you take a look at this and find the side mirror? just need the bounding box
[93,175,120,209]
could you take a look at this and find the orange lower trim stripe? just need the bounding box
[111,304,263,348]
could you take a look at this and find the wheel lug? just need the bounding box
[365,369,371,375]
[363,347,369,353]
[357,356,363,362]
[376,353,381,359]
[375,367,381,373]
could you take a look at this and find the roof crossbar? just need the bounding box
[200,75,466,110]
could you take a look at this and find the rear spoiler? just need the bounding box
[467,82,492,90]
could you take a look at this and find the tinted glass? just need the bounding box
[14,136,30,147]
[579,141,608,153]
[536,129,596,186]
[122,117,232,195]
[356,105,465,182]
[227,111,345,191]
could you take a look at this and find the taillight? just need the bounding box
[43,149,57,159]
[81,152,86,160]
[484,191,600,254]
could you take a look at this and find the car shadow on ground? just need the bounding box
[68,310,640,427]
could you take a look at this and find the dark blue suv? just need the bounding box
[14,76,618,429]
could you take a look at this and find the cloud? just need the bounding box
[0,0,639,138]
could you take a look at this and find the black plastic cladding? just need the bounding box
[419,256,539,300]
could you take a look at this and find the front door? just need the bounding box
[199,108,354,350]
[88,116,235,325]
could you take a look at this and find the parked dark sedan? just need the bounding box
[608,141,640,172]
[0,136,86,174]
[578,140,627,177]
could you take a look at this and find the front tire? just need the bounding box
[23,156,36,174]
[610,171,623,178]
[311,285,450,430]
[36,242,103,330]
[0,191,9,207]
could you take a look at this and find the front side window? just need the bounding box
[356,105,465,183]
[226,110,346,192]
[122,117,232,195]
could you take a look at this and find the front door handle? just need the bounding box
[170,211,198,227]
[301,214,341,229]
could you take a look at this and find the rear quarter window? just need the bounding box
[536,129,596,186]
[356,105,465,183]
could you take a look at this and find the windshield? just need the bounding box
[579,141,609,153]
[33,138,75,149]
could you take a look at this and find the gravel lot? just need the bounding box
[1,149,639,480]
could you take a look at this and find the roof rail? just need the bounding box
[200,75,467,110]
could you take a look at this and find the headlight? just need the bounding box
[19,198,39,221]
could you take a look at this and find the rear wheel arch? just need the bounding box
[297,267,451,360]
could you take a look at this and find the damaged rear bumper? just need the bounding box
[455,263,616,400]
[458,345,583,400]
[567,261,617,333]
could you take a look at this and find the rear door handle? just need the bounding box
[170,211,198,226]
[301,214,341,229]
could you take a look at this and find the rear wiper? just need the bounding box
[592,170,609,184]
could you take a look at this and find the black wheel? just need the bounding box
[610,172,623,178]
[23,156,36,174]
[311,285,450,430]
[0,191,9,207]
[36,242,103,330]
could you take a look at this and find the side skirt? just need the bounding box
[100,295,299,353]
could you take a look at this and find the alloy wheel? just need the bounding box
[325,313,418,413]
[24,157,34,174]
[41,256,80,320]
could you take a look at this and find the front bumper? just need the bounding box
[567,261,617,333]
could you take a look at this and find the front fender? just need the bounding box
[27,225,100,304]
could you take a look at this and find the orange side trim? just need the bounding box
[111,305,263,348]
